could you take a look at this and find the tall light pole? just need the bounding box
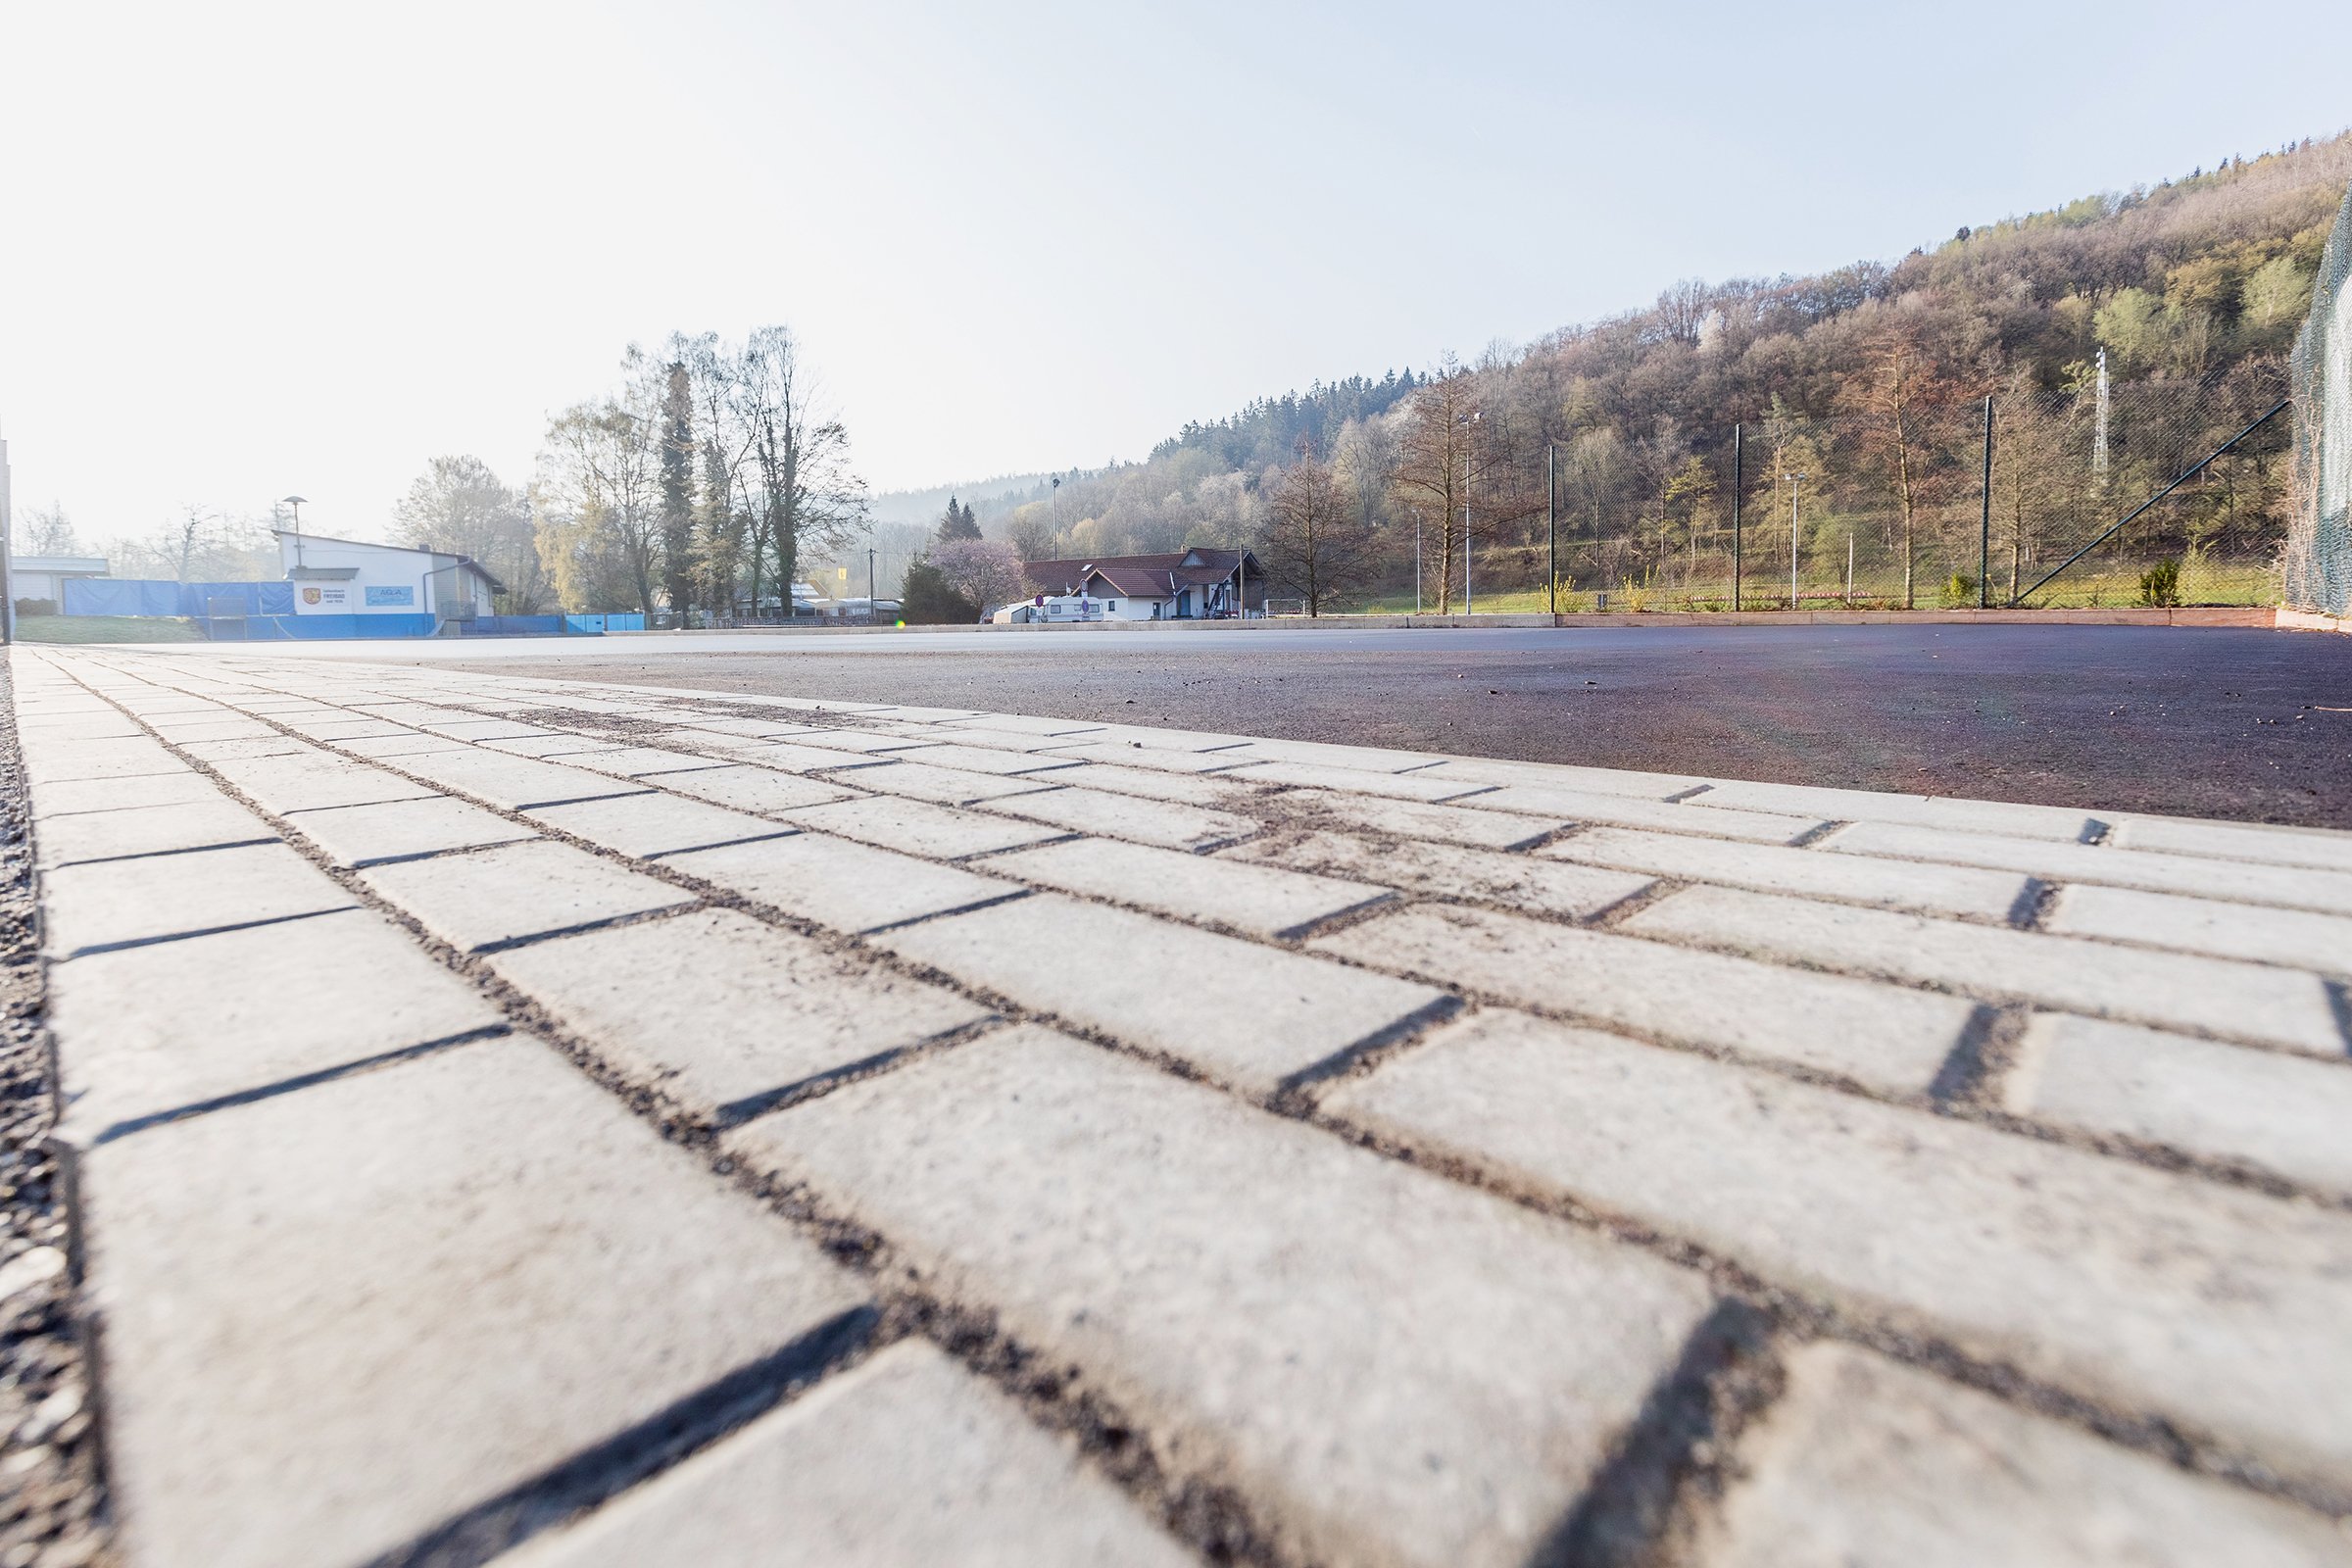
[867,548,877,620]
[1544,441,1556,615]
[282,495,308,569]
[1458,409,1481,614]
[1787,472,1805,611]
[1413,510,1423,613]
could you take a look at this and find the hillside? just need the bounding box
[973,131,2349,610]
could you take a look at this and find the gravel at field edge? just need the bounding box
[0,653,114,1568]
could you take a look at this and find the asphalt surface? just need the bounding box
[185,623,2352,828]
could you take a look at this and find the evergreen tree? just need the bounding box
[658,362,696,615]
[937,496,983,542]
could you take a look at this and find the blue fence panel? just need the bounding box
[467,614,565,636]
[64,579,181,616]
[219,613,439,641]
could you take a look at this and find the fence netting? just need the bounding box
[2287,179,2352,616]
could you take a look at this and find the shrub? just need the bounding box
[2137,558,2182,607]
[14,598,58,617]
[899,556,980,624]
[1941,573,1976,607]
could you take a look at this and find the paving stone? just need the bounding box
[280,796,540,867]
[875,741,1086,776]
[832,758,1062,806]
[1682,780,2100,841]
[145,715,280,743]
[657,715,833,740]
[384,747,659,808]
[1327,1008,2352,1494]
[663,832,1021,934]
[478,734,623,759]
[1411,755,1708,799]
[40,842,357,957]
[1317,904,1971,1093]
[19,733,184,784]
[1225,759,1494,801]
[206,748,442,812]
[943,712,1106,739]
[411,716,561,741]
[177,734,317,760]
[50,908,505,1145]
[1277,789,1564,850]
[1625,886,2346,1058]
[778,793,1068,860]
[2044,883,2352,974]
[729,1025,1712,1568]
[779,729,938,756]
[500,1340,1195,1568]
[2107,815,2352,873]
[80,1038,872,1568]
[359,839,695,952]
[730,738,903,774]
[1212,737,1449,773]
[1225,830,1654,920]
[644,762,859,814]
[331,731,475,759]
[31,794,275,868]
[978,785,1259,852]
[1543,825,2033,920]
[547,744,731,778]
[274,716,416,741]
[1039,739,1256,773]
[487,908,988,1122]
[874,894,1447,1092]
[1456,784,1828,844]
[982,834,1387,938]
[523,792,793,858]
[2006,1014,2352,1194]
[28,769,225,817]
[1824,820,2352,917]
[1041,760,1265,807]
[1703,1341,2352,1568]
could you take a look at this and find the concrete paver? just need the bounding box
[30,795,275,868]
[1227,828,1655,919]
[486,908,988,1121]
[40,841,357,956]
[875,894,1448,1092]
[522,792,792,858]
[662,831,1021,934]
[359,839,696,952]
[978,835,1389,937]
[278,795,539,867]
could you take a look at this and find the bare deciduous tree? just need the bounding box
[393,455,549,612]
[1263,441,1374,615]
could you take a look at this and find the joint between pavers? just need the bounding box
[42,835,282,872]
[368,1302,882,1568]
[84,1025,514,1148]
[59,905,352,960]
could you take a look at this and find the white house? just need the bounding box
[276,530,503,619]
[8,554,111,607]
[1019,548,1263,621]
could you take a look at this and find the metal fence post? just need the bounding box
[1980,394,1994,610]
[1731,422,1742,611]
[1545,441,1556,614]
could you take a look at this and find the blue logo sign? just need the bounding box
[365,585,416,607]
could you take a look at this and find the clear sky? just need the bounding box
[5,0,2349,542]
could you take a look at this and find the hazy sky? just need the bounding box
[6,0,2349,542]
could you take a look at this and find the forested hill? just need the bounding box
[973,130,2349,571]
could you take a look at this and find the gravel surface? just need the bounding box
[0,656,113,1568]
[416,624,2352,828]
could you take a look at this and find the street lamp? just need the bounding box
[1457,410,1482,614]
[282,495,308,568]
[1787,472,1806,611]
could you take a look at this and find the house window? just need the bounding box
[1106,601,1117,612]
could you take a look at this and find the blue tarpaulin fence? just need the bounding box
[61,579,636,639]
[63,579,296,617]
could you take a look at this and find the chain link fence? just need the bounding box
[1455,365,2295,612]
[2288,179,2352,617]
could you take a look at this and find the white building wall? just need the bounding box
[277,536,488,615]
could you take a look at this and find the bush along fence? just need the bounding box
[1432,361,2296,613]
